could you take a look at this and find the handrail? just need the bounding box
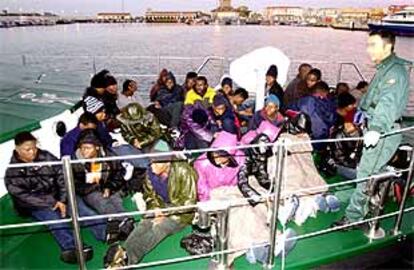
[6,125,414,169]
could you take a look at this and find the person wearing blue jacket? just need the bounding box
[289,81,337,150]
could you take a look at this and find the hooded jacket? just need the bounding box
[5,149,67,216]
[150,69,168,102]
[71,147,125,196]
[143,159,198,225]
[194,131,245,201]
[117,103,164,148]
[289,95,337,141]
[155,72,184,107]
[177,102,214,149]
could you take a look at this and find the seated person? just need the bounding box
[218,77,234,99]
[350,80,369,106]
[117,103,166,152]
[302,68,322,98]
[72,129,134,243]
[249,94,284,131]
[5,132,107,264]
[231,88,250,119]
[335,82,350,96]
[289,81,337,151]
[195,131,245,201]
[104,141,198,267]
[265,65,284,109]
[239,121,281,205]
[182,71,198,95]
[177,101,214,150]
[83,96,114,148]
[194,131,296,264]
[150,72,184,127]
[184,76,216,106]
[210,95,241,139]
[149,68,168,102]
[82,69,110,102]
[324,93,363,179]
[117,79,145,109]
[102,75,121,123]
[284,63,312,106]
[60,112,99,158]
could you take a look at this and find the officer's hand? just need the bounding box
[364,131,381,147]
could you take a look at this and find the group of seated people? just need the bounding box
[4,62,370,267]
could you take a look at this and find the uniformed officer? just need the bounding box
[334,30,412,228]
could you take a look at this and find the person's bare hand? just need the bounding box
[103,188,111,198]
[53,201,67,218]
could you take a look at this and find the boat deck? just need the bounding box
[1,172,413,269]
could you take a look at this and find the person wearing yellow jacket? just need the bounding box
[184,76,216,106]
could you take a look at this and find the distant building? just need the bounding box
[211,0,240,23]
[144,10,209,23]
[264,6,305,23]
[97,12,132,22]
[338,8,370,23]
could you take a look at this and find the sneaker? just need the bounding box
[60,245,94,264]
[106,219,121,244]
[104,243,128,269]
[274,228,297,258]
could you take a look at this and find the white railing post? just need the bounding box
[264,140,286,269]
[62,156,86,270]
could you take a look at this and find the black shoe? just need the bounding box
[118,217,135,241]
[106,219,121,244]
[332,217,368,232]
[104,243,128,269]
[60,245,94,264]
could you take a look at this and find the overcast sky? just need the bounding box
[1,0,411,15]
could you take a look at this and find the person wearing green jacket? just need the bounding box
[104,141,198,267]
[334,30,412,228]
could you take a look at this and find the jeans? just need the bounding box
[124,218,184,264]
[31,196,107,251]
[336,165,357,180]
[111,144,149,169]
[83,191,125,217]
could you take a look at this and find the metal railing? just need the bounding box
[1,126,414,270]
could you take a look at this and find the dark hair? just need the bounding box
[105,75,117,87]
[78,112,99,126]
[299,63,312,71]
[90,69,110,88]
[369,30,396,52]
[313,81,330,93]
[308,68,322,81]
[14,131,37,146]
[186,72,198,80]
[337,92,356,109]
[196,76,208,85]
[122,79,134,93]
[336,82,350,91]
[356,81,369,90]
[233,88,249,100]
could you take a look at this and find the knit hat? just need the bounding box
[191,109,209,126]
[151,140,172,163]
[266,65,278,78]
[265,94,280,107]
[221,77,233,88]
[84,96,105,115]
[77,129,102,147]
[337,92,356,109]
[213,94,228,107]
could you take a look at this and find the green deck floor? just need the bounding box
[1,176,413,270]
